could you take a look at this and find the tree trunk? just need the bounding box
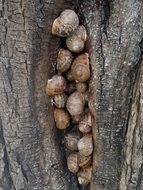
[0,0,143,190]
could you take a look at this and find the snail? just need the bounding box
[66,70,74,81]
[79,112,92,133]
[66,91,85,116]
[46,75,66,96]
[71,53,90,82]
[52,9,79,37]
[77,134,93,156]
[77,166,92,186]
[67,153,79,173]
[76,82,87,93]
[56,48,73,73]
[78,154,92,168]
[66,25,87,53]
[54,108,70,129]
[53,93,67,108]
[65,132,81,151]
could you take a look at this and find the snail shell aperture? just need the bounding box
[53,93,67,108]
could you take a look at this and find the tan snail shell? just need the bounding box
[66,91,85,116]
[56,48,73,73]
[77,166,92,186]
[79,112,92,133]
[66,70,74,81]
[67,153,79,173]
[46,75,66,96]
[66,25,87,53]
[65,132,81,151]
[78,154,92,168]
[52,9,79,37]
[53,93,67,108]
[54,108,70,129]
[76,82,87,93]
[77,134,93,156]
[71,53,90,82]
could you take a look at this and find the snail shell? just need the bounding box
[77,134,93,156]
[66,25,87,53]
[54,108,70,129]
[66,36,84,53]
[79,112,92,133]
[53,93,67,108]
[76,82,87,93]
[78,154,92,168]
[77,166,92,186]
[65,132,81,151]
[56,48,73,73]
[71,53,90,82]
[67,153,79,173]
[52,9,79,37]
[66,91,85,116]
[74,25,87,42]
[46,75,66,96]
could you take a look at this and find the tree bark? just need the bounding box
[0,0,143,190]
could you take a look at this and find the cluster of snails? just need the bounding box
[46,10,93,187]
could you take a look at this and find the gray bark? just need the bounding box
[0,0,143,190]
[77,0,143,189]
[0,0,78,189]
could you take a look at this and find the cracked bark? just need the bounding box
[0,0,143,190]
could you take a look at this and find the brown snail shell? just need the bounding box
[54,108,70,129]
[65,82,76,95]
[77,166,92,186]
[66,91,85,116]
[76,82,87,93]
[52,9,79,37]
[56,48,73,73]
[71,53,90,82]
[53,93,67,108]
[66,25,87,53]
[77,134,93,156]
[66,70,74,81]
[67,153,79,173]
[78,154,92,168]
[46,75,66,96]
[65,132,81,151]
[79,112,92,133]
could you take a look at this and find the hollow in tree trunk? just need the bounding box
[0,0,143,190]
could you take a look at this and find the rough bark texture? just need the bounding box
[0,0,143,190]
[77,0,143,189]
[0,0,78,190]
